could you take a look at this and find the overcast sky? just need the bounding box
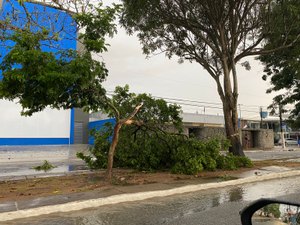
[99,26,276,119]
[98,1,278,119]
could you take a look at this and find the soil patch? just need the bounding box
[1,160,300,203]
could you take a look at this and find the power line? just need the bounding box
[106,90,268,113]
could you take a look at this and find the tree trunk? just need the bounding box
[106,122,122,182]
[218,55,244,157]
[106,102,143,182]
[223,100,245,156]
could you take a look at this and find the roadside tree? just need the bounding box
[78,85,184,177]
[103,86,182,180]
[120,0,300,156]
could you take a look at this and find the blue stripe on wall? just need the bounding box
[0,138,70,146]
[70,109,75,144]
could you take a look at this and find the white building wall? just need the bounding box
[0,100,70,138]
[181,112,225,125]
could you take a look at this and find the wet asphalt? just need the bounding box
[2,176,300,225]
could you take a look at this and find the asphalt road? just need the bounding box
[245,148,300,161]
[3,176,300,225]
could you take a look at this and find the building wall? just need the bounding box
[242,129,274,149]
[253,129,274,149]
[88,119,115,145]
[0,100,72,145]
[0,0,77,145]
[182,113,225,125]
[189,127,226,139]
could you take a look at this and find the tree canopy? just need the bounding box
[0,0,120,115]
[104,85,183,130]
[259,0,300,128]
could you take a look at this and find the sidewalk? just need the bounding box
[1,165,300,222]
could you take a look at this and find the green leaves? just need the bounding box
[259,0,300,127]
[0,29,108,115]
[104,85,183,130]
[78,86,184,171]
[0,2,120,116]
[75,3,121,53]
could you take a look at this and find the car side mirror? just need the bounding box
[240,198,300,225]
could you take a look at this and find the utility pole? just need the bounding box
[238,104,242,128]
[238,104,242,143]
[260,107,263,129]
[279,104,286,150]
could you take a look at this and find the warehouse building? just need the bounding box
[0,0,88,145]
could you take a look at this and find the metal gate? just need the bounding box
[74,122,84,144]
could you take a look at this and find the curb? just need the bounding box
[1,170,300,222]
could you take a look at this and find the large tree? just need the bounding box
[259,0,300,128]
[120,0,300,156]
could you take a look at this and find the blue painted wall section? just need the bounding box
[88,119,116,145]
[0,138,70,146]
[0,0,77,145]
[70,109,75,144]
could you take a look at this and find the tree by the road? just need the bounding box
[259,0,300,128]
[79,86,252,175]
[120,0,300,156]
[261,204,281,218]
[78,85,184,178]
[104,86,183,180]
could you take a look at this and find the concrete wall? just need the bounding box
[242,129,274,149]
[187,127,274,150]
[188,127,226,139]
[253,129,274,149]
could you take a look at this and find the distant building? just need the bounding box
[241,115,292,144]
[180,112,225,138]
[89,112,226,142]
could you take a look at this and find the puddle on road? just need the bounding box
[0,164,88,180]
